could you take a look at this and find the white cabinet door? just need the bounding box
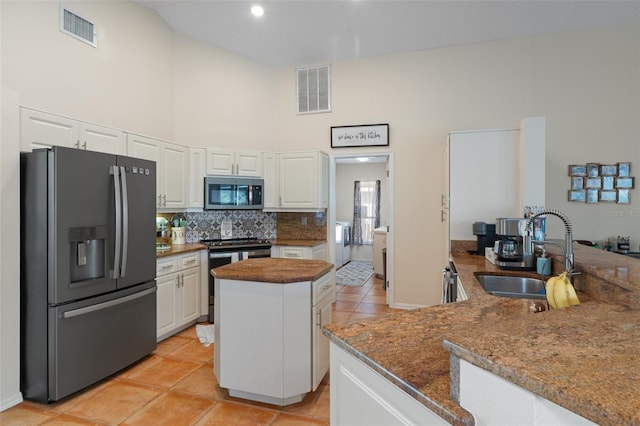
[179,267,200,324]
[206,148,235,175]
[235,150,262,176]
[188,147,206,208]
[20,108,78,151]
[373,229,387,277]
[206,148,262,176]
[162,142,188,209]
[127,134,162,207]
[262,152,278,209]
[156,273,179,338]
[278,152,328,209]
[126,134,188,209]
[79,123,124,155]
[312,293,332,390]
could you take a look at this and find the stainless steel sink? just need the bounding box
[475,274,546,299]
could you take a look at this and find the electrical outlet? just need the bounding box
[301,216,308,225]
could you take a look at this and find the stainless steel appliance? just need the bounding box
[204,176,263,210]
[495,217,535,270]
[335,221,351,267]
[202,238,272,322]
[442,262,458,303]
[20,147,157,403]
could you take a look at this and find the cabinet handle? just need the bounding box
[162,194,167,207]
[74,140,80,149]
[316,310,321,327]
[82,141,87,150]
[184,259,196,265]
[176,276,180,288]
[161,264,173,270]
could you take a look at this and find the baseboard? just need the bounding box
[390,302,426,310]
[0,392,23,412]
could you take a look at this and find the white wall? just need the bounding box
[336,161,388,261]
[172,35,278,151]
[274,23,640,307]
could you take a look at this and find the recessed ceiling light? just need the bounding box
[251,5,264,17]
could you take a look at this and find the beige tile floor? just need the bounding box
[1,274,396,426]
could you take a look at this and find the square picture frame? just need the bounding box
[568,190,586,202]
[586,163,600,178]
[618,162,631,177]
[568,165,586,176]
[586,188,599,204]
[571,176,584,190]
[599,190,617,202]
[616,177,635,189]
[585,177,602,189]
[617,189,630,204]
[602,176,615,190]
[600,164,617,176]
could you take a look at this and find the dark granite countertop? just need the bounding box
[324,243,640,425]
[211,258,334,283]
[156,243,207,258]
[270,239,327,247]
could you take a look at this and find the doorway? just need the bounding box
[329,152,394,306]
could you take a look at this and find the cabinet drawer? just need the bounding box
[313,271,334,305]
[280,247,308,259]
[156,257,178,276]
[178,252,200,269]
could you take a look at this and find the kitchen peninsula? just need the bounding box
[324,244,640,425]
[211,258,335,406]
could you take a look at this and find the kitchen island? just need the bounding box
[323,244,640,425]
[211,258,335,406]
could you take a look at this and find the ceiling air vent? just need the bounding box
[59,6,97,47]
[297,65,331,114]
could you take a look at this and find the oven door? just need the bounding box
[208,252,233,323]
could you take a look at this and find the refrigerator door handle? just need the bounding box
[62,287,156,319]
[119,166,129,278]
[111,165,122,279]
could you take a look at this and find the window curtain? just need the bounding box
[352,180,363,245]
[352,180,381,245]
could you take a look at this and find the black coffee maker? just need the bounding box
[472,222,497,255]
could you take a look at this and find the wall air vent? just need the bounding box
[59,6,97,47]
[297,65,331,114]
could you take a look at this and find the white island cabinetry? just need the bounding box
[271,242,328,261]
[213,259,334,406]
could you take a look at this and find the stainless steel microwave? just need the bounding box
[204,176,264,210]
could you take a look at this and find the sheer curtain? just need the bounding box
[352,180,380,245]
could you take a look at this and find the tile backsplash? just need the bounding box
[183,210,277,242]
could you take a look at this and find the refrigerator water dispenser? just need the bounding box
[69,226,107,283]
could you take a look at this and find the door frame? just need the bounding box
[329,151,394,307]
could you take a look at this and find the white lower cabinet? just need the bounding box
[458,359,596,426]
[156,251,202,340]
[330,343,449,425]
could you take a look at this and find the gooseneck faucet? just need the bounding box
[524,209,574,274]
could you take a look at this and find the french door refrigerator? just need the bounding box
[20,146,157,403]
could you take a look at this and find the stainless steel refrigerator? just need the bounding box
[20,146,157,402]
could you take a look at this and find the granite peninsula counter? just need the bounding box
[323,244,640,425]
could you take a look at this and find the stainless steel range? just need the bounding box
[201,238,272,323]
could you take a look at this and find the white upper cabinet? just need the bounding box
[277,151,328,210]
[188,147,206,209]
[20,108,124,155]
[126,133,188,210]
[206,148,262,176]
[79,122,124,155]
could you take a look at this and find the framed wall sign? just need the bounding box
[331,124,389,148]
